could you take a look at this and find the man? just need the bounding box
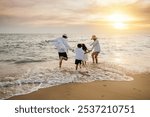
[54,34,72,68]
[90,35,101,64]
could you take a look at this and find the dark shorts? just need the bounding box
[75,59,82,65]
[92,51,100,55]
[58,52,68,60]
[94,51,100,54]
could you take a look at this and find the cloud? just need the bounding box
[0,0,150,32]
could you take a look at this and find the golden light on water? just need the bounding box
[113,53,124,64]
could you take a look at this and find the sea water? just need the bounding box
[0,33,150,99]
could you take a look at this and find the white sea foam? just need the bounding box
[0,61,133,99]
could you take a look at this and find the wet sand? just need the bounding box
[8,73,150,100]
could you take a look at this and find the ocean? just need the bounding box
[0,33,150,99]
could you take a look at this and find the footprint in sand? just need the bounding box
[101,95,105,98]
[103,84,107,87]
[133,88,142,92]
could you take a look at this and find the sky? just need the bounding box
[0,0,150,33]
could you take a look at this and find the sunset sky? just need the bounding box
[0,0,150,33]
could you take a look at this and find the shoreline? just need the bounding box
[8,73,150,100]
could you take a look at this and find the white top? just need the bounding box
[54,37,71,53]
[83,53,88,61]
[75,48,84,60]
[90,39,101,52]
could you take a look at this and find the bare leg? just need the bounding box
[62,57,68,61]
[82,61,85,67]
[95,53,98,64]
[80,63,81,69]
[76,64,78,70]
[92,52,95,63]
[59,58,63,68]
[83,61,86,66]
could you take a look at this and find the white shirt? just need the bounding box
[90,39,101,52]
[75,48,84,60]
[54,37,71,53]
[83,53,88,61]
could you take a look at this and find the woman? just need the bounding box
[90,35,101,64]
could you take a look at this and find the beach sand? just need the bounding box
[8,73,150,100]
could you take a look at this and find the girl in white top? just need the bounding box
[82,44,89,65]
[90,35,101,64]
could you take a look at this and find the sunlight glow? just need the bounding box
[113,22,126,29]
[107,12,131,29]
[108,13,130,22]
[113,53,124,64]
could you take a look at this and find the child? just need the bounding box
[75,44,84,70]
[82,43,90,65]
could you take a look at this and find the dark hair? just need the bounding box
[77,44,82,48]
[82,44,87,52]
[62,35,67,39]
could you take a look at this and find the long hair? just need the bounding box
[82,44,87,52]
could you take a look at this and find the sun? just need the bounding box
[107,12,131,29]
[108,13,130,22]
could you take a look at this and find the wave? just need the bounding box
[0,59,16,62]
[14,59,46,64]
[0,59,46,64]
[0,49,7,53]
[0,62,133,99]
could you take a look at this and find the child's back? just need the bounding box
[75,48,84,60]
[75,44,84,70]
